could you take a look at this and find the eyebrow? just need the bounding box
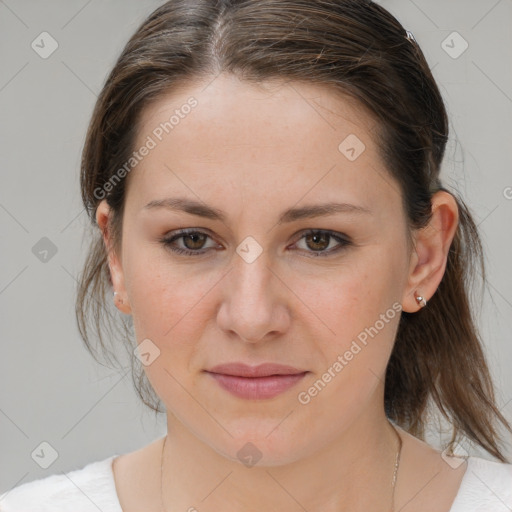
[143,197,372,223]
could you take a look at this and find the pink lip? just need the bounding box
[204,363,308,400]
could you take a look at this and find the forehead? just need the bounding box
[136,74,378,151]
[126,73,400,218]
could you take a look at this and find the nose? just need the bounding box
[216,250,291,344]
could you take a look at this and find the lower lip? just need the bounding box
[206,372,308,399]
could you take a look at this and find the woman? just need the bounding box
[2,1,511,510]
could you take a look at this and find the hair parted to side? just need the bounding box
[76,0,512,461]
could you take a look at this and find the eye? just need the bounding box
[159,229,219,256]
[291,229,352,257]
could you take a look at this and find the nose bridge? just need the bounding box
[231,248,274,314]
[218,247,288,341]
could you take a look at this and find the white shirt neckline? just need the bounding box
[104,453,511,511]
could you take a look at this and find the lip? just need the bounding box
[204,363,308,400]
[206,362,307,378]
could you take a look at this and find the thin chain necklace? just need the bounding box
[160,422,402,512]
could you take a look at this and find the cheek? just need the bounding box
[294,257,403,431]
[308,253,400,342]
[124,256,220,404]
[123,235,206,330]
[128,264,217,339]
[123,250,229,393]
[302,249,405,396]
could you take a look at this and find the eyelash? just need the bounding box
[159,228,352,258]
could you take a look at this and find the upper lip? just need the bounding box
[206,362,307,378]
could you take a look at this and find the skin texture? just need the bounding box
[96,73,464,511]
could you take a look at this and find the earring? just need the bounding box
[113,291,123,305]
[415,294,427,308]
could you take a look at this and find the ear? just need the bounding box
[95,200,132,315]
[401,190,459,313]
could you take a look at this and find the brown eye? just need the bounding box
[294,230,352,257]
[160,230,218,256]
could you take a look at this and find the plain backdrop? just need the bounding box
[1,0,511,494]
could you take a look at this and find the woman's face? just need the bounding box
[99,73,419,465]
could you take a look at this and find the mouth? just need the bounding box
[204,362,309,400]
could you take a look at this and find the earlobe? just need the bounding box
[95,200,132,315]
[401,191,459,313]
[113,290,131,315]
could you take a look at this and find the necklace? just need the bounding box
[160,421,402,512]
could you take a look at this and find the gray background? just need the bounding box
[1,0,511,494]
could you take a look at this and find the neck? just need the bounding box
[160,409,402,512]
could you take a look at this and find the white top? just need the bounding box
[1,455,511,511]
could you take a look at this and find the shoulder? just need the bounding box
[0,456,122,512]
[449,456,512,511]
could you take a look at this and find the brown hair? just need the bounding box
[76,0,512,461]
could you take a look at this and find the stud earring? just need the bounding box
[113,291,123,305]
[415,294,427,308]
